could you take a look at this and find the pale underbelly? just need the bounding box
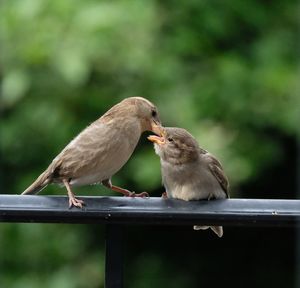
[166,183,226,201]
[69,172,108,186]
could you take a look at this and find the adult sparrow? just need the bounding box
[148,127,229,237]
[22,97,162,208]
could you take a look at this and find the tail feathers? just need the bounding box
[193,225,223,238]
[22,170,52,195]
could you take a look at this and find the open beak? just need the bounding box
[150,120,164,136]
[147,135,165,145]
[149,119,165,145]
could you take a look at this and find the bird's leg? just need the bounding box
[102,179,149,198]
[62,179,85,208]
[112,185,149,198]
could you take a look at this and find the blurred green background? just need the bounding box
[0,0,299,287]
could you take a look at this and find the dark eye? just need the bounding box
[168,137,173,142]
[151,110,157,117]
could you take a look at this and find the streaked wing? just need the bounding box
[203,152,229,198]
[50,122,121,180]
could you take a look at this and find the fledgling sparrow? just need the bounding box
[148,127,229,237]
[22,97,163,208]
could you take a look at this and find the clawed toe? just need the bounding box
[136,191,149,198]
[63,179,85,209]
[127,191,149,198]
[68,197,85,209]
[161,192,168,199]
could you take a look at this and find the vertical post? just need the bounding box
[105,224,124,288]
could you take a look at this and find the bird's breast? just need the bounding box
[161,161,226,200]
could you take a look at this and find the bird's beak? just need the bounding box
[150,120,164,137]
[147,134,165,145]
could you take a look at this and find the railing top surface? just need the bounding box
[0,195,300,226]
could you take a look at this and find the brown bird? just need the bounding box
[22,97,162,208]
[148,127,229,237]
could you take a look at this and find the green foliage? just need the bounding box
[0,0,298,287]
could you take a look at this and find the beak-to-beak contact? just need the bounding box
[147,135,165,145]
[150,120,164,136]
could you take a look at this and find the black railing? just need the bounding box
[1,195,300,288]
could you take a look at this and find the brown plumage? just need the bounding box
[148,127,229,238]
[22,97,162,208]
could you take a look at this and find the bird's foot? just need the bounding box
[123,191,149,198]
[128,191,149,198]
[161,192,168,199]
[105,183,149,198]
[63,178,85,209]
[68,196,85,209]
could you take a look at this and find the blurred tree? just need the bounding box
[0,0,299,287]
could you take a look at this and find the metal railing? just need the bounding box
[1,195,300,288]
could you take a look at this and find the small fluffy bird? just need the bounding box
[148,127,229,237]
[22,97,162,208]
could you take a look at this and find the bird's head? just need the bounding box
[120,96,163,136]
[148,127,199,164]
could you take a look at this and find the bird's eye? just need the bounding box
[151,110,157,117]
[168,137,173,142]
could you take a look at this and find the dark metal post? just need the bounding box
[105,224,124,288]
